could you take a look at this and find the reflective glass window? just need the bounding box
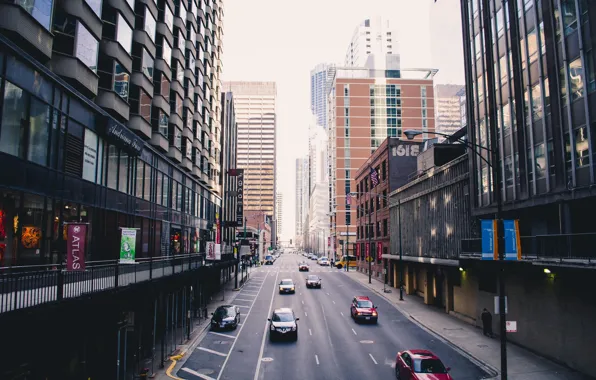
[179,1,187,22]
[85,0,102,17]
[162,38,172,65]
[27,97,50,166]
[75,21,99,72]
[17,0,53,30]
[142,49,154,79]
[117,13,133,55]
[569,58,584,101]
[114,62,130,101]
[527,28,538,64]
[145,8,157,42]
[165,4,174,31]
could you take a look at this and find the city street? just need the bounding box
[175,253,489,380]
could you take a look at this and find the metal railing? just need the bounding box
[461,233,596,263]
[0,253,233,314]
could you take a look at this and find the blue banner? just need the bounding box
[503,219,521,260]
[481,219,497,260]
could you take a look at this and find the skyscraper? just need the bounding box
[310,63,332,129]
[222,81,277,241]
[275,192,283,238]
[344,17,399,67]
[295,157,308,248]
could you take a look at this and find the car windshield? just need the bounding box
[300,262,308,266]
[214,307,234,318]
[307,275,319,280]
[414,359,447,373]
[356,300,373,308]
[280,280,293,285]
[272,312,294,322]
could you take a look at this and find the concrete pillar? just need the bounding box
[393,262,398,288]
[424,269,434,305]
[405,264,415,295]
[444,274,454,313]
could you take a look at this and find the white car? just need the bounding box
[278,279,296,294]
[317,256,329,265]
[319,259,330,266]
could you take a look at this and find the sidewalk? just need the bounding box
[345,271,591,380]
[152,267,253,380]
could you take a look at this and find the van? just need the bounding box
[265,255,274,265]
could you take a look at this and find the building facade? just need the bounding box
[434,84,465,137]
[0,0,225,266]
[344,17,399,67]
[222,81,277,246]
[307,122,330,256]
[220,91,238,249]
[327,65,436,260]
[294,157,308,248]
[310,63,333,130]
[275,192,283,238]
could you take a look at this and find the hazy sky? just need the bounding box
[221,0,462,241]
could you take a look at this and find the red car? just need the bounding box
[350,296,378,323]
[395,349,452,379]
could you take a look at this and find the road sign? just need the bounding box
[506,321,517,332]
[494,296,508,314]
[481,219,498,260]
[366,256,374,263]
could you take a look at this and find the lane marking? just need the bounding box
[253,270,280,380]
[340,312,344,316]
[315,355,320,365]
[233,304,250,308]
[301,300,304,305]
[214,270,268,380]
[300,293,302,295]
[197,346,228,357]
[369,353,378,365]
[332,301,336,304]
[181,367,216,380]
[326,293,330,295]
[352,328,357,336]
[309,329,312,336]
[209,331,236,339]
[305,312,308,317]
[234,298,253,302]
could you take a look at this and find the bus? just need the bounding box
[335,255,357,269]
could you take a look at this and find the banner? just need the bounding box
[119,228,138,264]
[365,242,370,258]
[377,242,383,261]
[235,169,244,226]
[66,223,87,271]
[207,242,221,260]
[327,236,330,247]
[215,212,221,244]
[356,243,361,259]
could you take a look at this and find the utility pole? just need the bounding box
[398,198,404,300]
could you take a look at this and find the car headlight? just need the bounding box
[270,324,275,330]
[290,287,295,291]
[291,326,297,331]
[279,287,283,291]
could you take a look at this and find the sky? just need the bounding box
[220,0,464,242]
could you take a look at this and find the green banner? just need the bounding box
[119,228,137,264]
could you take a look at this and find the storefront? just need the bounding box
[0,45,220,267]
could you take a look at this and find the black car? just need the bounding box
[268,308,299,341]
[306,275,321,288]
[211,305,240,330]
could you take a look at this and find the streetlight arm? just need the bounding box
[405,130,494,154]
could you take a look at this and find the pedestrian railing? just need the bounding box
[460,233,596,264]
[0,254,235,314]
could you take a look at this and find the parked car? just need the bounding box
[395,349,453,379]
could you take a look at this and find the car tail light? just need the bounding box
[355,311,359,316]
[372,311,378,316]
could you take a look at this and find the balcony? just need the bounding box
[461,233,596,267]
[0,252,235,314]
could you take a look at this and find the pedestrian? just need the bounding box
[481,308,493,337]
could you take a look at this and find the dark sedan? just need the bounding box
[211,305,240,330]
[306,275,321,289]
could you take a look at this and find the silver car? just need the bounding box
[278,279,295,294]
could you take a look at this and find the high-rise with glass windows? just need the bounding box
[461,0,595,234]
[326,63,435,258]
[222,81,277,240]
[0,0,226,265]
[344,17,399,67]
[295,157,308,248]
[310,63,333,129]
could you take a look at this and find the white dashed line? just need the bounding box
[369,353,378,365]
[305,312,308,317]
[197,346,228,357]
[315,355,320,365]
[209,331,236,339]
[301,300,304,305]
[340,312,344,316]
[234,298,253,302]
[332,301,336,304]
[233,304,250,308]
[309,329,312,336]
[352,328,357,335]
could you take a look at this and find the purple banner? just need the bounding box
[67,224,87,271]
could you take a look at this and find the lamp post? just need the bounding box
[397,198,404,301]
[404,128,506,376]
[367,198,372,283]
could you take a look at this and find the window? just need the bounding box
[531,84,543,120]
[164,4,174,31]
[145,8,157,42]
[84,0,102,17]
[569,58,584,101]
[496,7,504,37]
[178,1,187,24]
[142,49,154,79]
[527,28,538,64]
[173,127,182,149]
[161,38,172,65]
[575,127,589,167]
[75,21,99,73]
[119,151,129,193]
[561,0,578,36]
[156,110,168,136]
[125,0,134,11]
[107,145,118,189]
[130,86,151,123]
[116,14,133,55]
[177,30,185,53]
[534,143,546,178]
[114,62,130,101]
[17,0,53,30]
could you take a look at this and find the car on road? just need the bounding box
[268,308,299,341]
[395,349,453,379]
[319,258,330,266]
[305,275,321,288]
[210,305,241,330]
[264,255,274,265]
[298,262,310,271]
[278,279,295,294]
[350,296,378,323]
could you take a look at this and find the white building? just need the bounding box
[344,17,399,67]
[307,120,330,256]
[295,157,308,248]
[310,63,334,130]
[434,84,465,137]
[275,192,283,238]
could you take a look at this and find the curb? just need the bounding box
[345,273,500,379]
[163,278,251,379]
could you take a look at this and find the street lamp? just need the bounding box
[404,128,507,377]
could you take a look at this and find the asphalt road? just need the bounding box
[177,253,489,380]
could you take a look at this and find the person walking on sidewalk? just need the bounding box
[481,308,493,338]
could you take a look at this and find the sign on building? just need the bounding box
[388,139,422,192]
